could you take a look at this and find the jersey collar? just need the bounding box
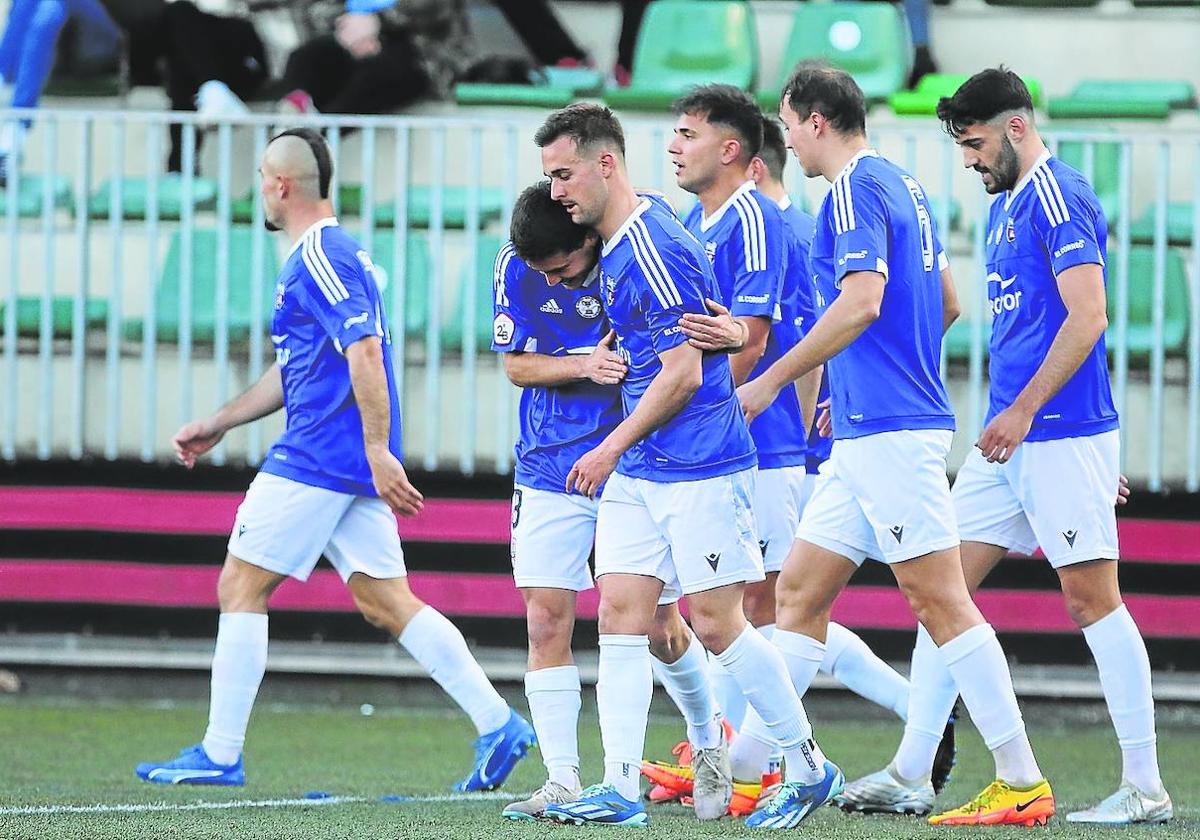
[832,148,878,184]
[580,262,600,288]
[601,198,652,257]
[286,216,340,259]
[1005,150,1052,210]
[700,180,757,232]
[777,195,793,211]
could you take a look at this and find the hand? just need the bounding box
[566,443,620,499]
[679,298,746,351]
[335,13,382,57]
[737,377,779,425]
[580,330,627,385]
[367,449,425,516]
[815,398,832,438]
[172,418,225,468]
[975,404,1034,463]
[1116,473,1130,506]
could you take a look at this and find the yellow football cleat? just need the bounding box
[929,779,1055,826]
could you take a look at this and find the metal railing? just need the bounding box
[1,108,1198,490]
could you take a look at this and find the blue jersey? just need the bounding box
[811,150,955,439]
[491,242,623,493]
[600,198,757,481]
[984,153,1118,441]
[682,182,810,470]
[263,218,401,496]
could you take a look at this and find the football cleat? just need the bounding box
[545,783,649,826]
[502,779,581,821]
[1065,783,1173,824]
[691,740,733,821]
[745,761,844,829]
[928,778,1055,826]
[453,707,536,792]
[834,765,935,815]
[931,701,960,794]
[728,769,781,817]
[646,782,680,803]
[135,744,244,786]
[640,717,734,802]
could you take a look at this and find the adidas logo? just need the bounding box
[704,552,721,572]
[889,525,904,544]
[1063,529,1078,548]
[539,299,564,314]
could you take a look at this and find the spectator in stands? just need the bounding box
[614,0,651,88]
[902,0,938,87]
[490,0,591,70]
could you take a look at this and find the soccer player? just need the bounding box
[534,103,842,828]
[843,67,1171,825]
[134,128,534,792]
[735,63,1054,828]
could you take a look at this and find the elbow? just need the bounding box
[944,299,962,327]
[853,298,883,327]
[679,366,704,399]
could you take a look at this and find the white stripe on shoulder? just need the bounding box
[310,231,352,300]
[1032,167,1065,228]
[300,235,345,305]
[629,219,682,309]
[733,194,767,272]
[493,242,516,306]
[1040,165,1071,223]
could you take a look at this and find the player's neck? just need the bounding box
[596,180,643,243]
[1013,138,1051,189]
[755,179,787,204]
[697,169,750,217]
[822,136,870,183]
[283,202,336,246]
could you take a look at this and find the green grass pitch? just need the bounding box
[1,694,1196,839]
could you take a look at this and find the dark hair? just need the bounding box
[533,102,626,157]
[671,83,764,163]
[270,127,333,199]
[758,115,788,181]
[509,181,590,263]
[780,61,866,136]
[936,67,1034,137]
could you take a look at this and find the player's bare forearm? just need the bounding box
[212,364,284,431]
[502,352,585,388]
[602,342,702,458]
[941,266,961,335]
[728,315,770,386]
[346,336,393,457]
[796,365,823,432]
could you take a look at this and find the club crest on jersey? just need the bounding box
[274,282,285,310]
[704,241,717,264]
[575,295,602,319]
[1006,218,1016,243]
[493,313,514,346]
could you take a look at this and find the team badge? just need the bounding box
[274,282,285,311]
[575,295,602,319]
[493,313,514,346]
[605,274,616,306]
[704,241,717,264]
[1006,218,1016,243]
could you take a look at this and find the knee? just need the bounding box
[773,572,826,628]
[526,599,574,652]
[216,564,270,613]
[1064,590,1120,629]
[648,611,691,662]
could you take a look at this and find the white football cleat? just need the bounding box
[834,764,935,815]
[1066,782,1173,824]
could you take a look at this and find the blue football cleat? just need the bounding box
[545,783,649,827]
[135,744,245,786]
[452,707,536,792]
[746,761,844,829]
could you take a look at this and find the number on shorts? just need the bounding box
[511,488,523,530]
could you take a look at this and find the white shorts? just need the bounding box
[797,429,959,565]
[953,430,1121,568]
[510,484,598,591]
[228,473,406,582]
[595,468,764,603]
[755,466,813,574]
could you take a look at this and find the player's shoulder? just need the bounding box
[294,221,371,300]
[781,202,817,244]
[1025,155,1102,229]
[493,240,539,307]
[733,186,784,234]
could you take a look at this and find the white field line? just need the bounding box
[0,791,513,817]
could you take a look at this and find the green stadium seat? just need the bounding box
[605,0,756,111]
[1056,136,1121,224]
[1132,0,1200,5]
[1048,99,1171,120]
[443,235,506,351]
[943,316,987,361]
[88,175,218,221]
[756,3,909,108]
[231,184,506,229]
[1130,203,1196,246]
[1048,80,1194,121]
[890,73,1044,116]
[455,66,604,107]
[122,227,280,343]
[984,0,1097,6]
[0,296,108,339]
[362,231,433,340]
[0,175,74,218]
[1108,247,1190,357]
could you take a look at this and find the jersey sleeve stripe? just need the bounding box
[832,178,847,234]
[637,220,685,307]
[629,220,683,308]
[1041,166,1072,223]
[493,242,515,307]
[1032,169,1066,228]
[311,234,352,300]
[733,195,767,272]
[300,238,347,305]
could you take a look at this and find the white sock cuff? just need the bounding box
[774,629,826,664]
[219,612,268,634]
[939,622,996,666]
[1082,603,1136,650]
[658,632,702,672]
[822,621,853,666]
[600,633,650,650]
[713,624,758,665]
[396,604,437,648]
[525,665,581,694]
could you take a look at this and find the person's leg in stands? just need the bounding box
[324,36,429,115]
[279,35,354,114]
[490,0,588,66]
[614,0,650,86]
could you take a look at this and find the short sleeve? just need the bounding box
[832,177,890,281]
[729,201,785,320]
[1032,177,1105,277]
[630,228,708,357]
[491,243,539,353]
[295,237,383,352]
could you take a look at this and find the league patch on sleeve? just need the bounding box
[493,313,515,346]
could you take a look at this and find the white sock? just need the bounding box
[940,623,1042,786]
[1082,604,1162,795]
[525,665,581,790]
[598,634,652,800]
[706,652,747,732]
[730,711,775,781]
[714,625,825,785]
[894,624,958,781]
[772,628,826,696]
[202,612,268,766]
[822,622,910,720]
[651,632,723,749]
[398,606,510,736]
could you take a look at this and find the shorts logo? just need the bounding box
[575,295,602,319]
[493,313,515,346]
[758,539,769,557]
[889,525,904,544]
[1063,529,1078,548]
[237,523,247,538]
[704,552,721,572]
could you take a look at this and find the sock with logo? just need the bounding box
[821,621,910,720]
[398,606,511,736]
[651,631,724,749]
[202,612,269,766]
[714,625,825,785]
[525,665,582,790]
[599,634,653,801]
[894,623,958,781]
[1082,604,1163,794]
[940,623,1042,786]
